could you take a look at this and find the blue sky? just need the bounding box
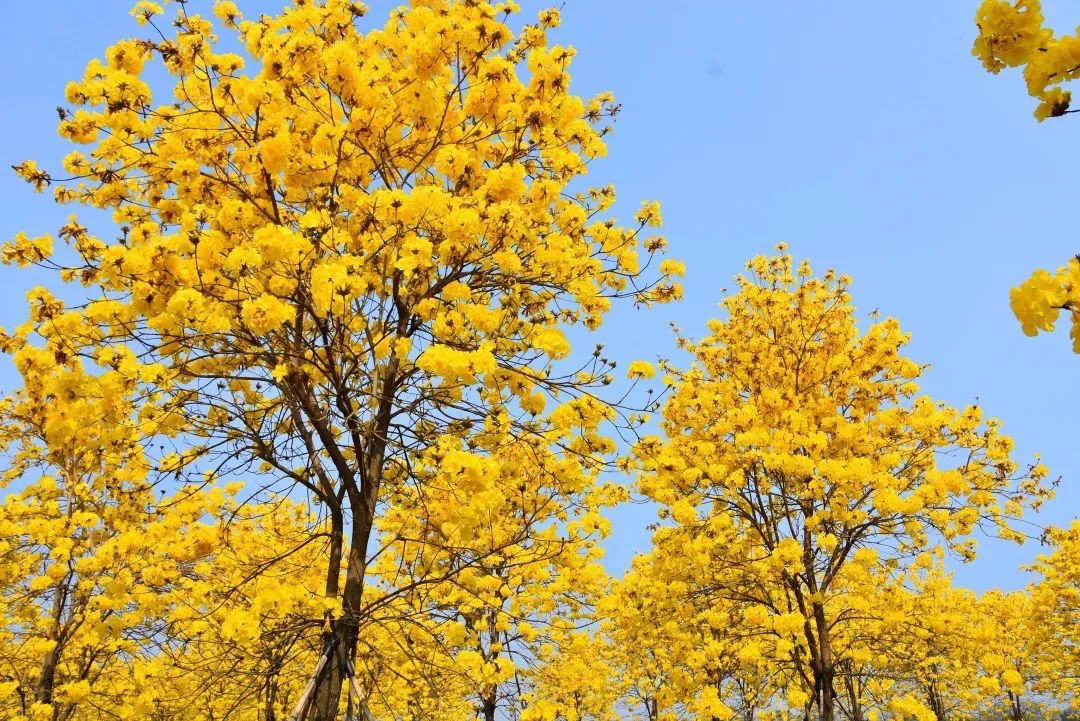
[0,1,1075,592]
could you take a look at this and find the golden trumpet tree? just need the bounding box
[971,0,1077,121]
[633,249,1050,721]
[0,346,245,720]
[0,477,239,721]
[144,498,335,721]
[604,552,698,721]
[134,495,476,721]
[605,532,782,721]
[849,565,984,721]
[1028,521,1080,711]
[969,590,1051,721]
[4,0,682,716]
[370,431,619,721]
[520,629,622,721]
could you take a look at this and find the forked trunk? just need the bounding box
[308,530,371,721]
[304,357,398,720]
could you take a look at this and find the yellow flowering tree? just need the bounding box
[971,0,1076,121]
[0,347,246,720]
[970,12,1079,713]
[144,499,334,720]
[1006,259,1080,353]
[968,590,1052,721]
[604,535,781,721]
[3,0,682,716]
[370,431,620,721]
[521,630,622,721]
[633,249,1050,721]
[604,554,694,721]
[1028,521,1080,711]
[850,565,985,721]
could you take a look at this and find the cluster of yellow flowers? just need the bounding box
[971,5,1080,353]
[1007,258,1080,351]
[973,0,1078,120]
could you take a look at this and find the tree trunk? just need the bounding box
[843,670,864,721]
[819,667,835,721]
[34,646,59,706]
[482,694,497,721]
[812,602,835,721]
[35,579,69,705]
[308,528,370,721]
[926,680,946,721]
[265,659,280,721]
[1008,691,1024,721]
[482,608,500,721]
[304,351,399,720]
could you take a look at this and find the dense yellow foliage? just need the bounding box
[971,0,1076,120]
[0,2,1074,720]
[2,0,680,717]
[615,250,1057,721]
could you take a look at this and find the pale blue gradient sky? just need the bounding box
[0,2,1075,591]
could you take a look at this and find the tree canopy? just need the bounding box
[0,2,1075,721]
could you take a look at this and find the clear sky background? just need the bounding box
[0,1,1075,592]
